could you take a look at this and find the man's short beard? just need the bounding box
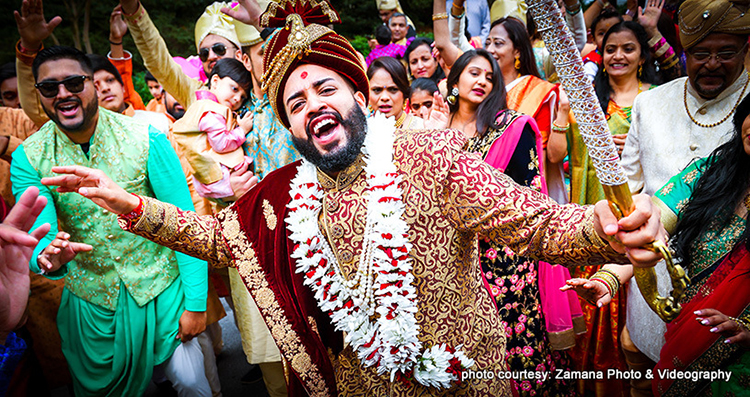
[42,96,99,133]
[292,104,367,174]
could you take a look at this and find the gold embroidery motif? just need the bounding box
[262,200,277,230]
[223,209,330,396]
[660,182,675,196]
[682,169,699,184]
[308,316,320,335]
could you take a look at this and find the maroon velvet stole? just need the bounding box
[226,160,343,397]
[653,243,750,396]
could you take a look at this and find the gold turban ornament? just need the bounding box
[491,0,528,24]
[678,0,750,50]
[260,0,367,128]
[194,2,244,52]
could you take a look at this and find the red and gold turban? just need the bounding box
[261,0,369,128]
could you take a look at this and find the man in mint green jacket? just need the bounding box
[11,44,213,397]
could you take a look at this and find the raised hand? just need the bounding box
[0,187,50,336]
[37,231,93,274]
[41,166,141,215]
[423,91,450,130]
[221,0,263,29]
[109,5,128,43]
[695,308,750,348]
[13,0,62,51]
[638,0,665,37]
[561,278,612,307]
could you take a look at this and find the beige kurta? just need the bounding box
[620,71,749,361]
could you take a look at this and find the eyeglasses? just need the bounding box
[34,75,90,98]
[199,43,233,62]
[688,43,748,63]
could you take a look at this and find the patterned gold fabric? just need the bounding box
[123,128,625,395]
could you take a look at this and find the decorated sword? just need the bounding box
[526,0,689,322]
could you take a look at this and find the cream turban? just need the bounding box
[194,2,244,52]
[678,0,750,49]
[491,0,528,24]
[376,0,404,12]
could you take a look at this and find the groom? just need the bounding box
[42,0,665,395]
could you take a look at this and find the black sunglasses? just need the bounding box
[35,75,90,98]
[199,43,232,62]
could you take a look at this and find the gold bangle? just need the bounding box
[598,268,621,288]
[432,13,449,21]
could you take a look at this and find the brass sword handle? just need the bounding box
[603,184,690,323]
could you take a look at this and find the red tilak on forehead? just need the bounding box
[301,71,308,79]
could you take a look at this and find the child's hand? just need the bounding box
[238,112,253,133]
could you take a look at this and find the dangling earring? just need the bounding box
[602,65,607,74]
[638,64,643,79]
[447,87,459,105]
[514,55,521,70]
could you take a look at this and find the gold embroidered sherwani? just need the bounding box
[122,129,626,396]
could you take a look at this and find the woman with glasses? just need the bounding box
[567,93,750,397]
[367,57,424,130]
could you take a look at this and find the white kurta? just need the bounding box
[620,70,749,361]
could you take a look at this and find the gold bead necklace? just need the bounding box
[683,73,749,129]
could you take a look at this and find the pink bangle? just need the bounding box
[651,37,667,52]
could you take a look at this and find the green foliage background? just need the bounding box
[0,0,451,100]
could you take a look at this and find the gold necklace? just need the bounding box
[394,111,408,128]
[683,73,749,128]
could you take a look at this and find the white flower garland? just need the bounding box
[285,114,474,388]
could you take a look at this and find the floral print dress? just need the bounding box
[464,111,575,397]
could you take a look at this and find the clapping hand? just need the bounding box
[423,92,450,130]
[41,166,141,215]
[37,231,93,274]
[0,187,50,337]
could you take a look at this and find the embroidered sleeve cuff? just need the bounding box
[581,206,609,249]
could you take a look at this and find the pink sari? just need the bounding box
[484,112,584,350]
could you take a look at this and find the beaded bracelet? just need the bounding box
[551,122,569,134]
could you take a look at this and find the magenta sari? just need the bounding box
[483,111,584,350]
